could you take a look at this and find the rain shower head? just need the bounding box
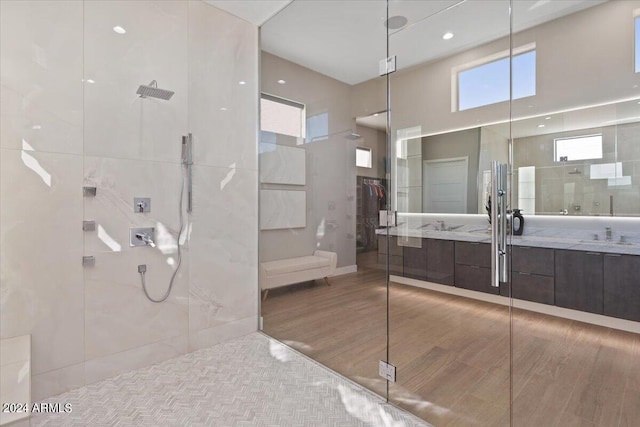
[136,80,174,100]
[344,132,362,140]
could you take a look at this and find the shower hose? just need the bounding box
[138,166,186,303]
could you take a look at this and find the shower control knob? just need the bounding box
[134,197,151,213]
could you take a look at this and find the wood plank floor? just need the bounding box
[262,257,640,426]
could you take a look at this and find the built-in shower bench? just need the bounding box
[259,250,337,300]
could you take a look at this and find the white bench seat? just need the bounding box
[260,250,337,300]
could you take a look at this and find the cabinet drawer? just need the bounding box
[455,242,491,268]
[555,250,603,314]
[454,264,497,294]
[427,239,454,285]
[378,235,403,256]
[512,246,554,276]
[604,254,640,322]
[403,245,427,280]
[512,272,555,305]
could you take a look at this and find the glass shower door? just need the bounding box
[386,1,512,424]
[509,1,640,425]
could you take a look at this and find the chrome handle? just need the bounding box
[491,161,508,288]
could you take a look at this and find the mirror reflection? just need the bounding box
[381,97,640,216]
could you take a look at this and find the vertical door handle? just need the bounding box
[491,161,508,288]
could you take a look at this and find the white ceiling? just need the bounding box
[356,113,387,131]
[205,0,292,26]
[260,0,606,85]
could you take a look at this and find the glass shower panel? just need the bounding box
[81,0,190,366]
[259,0,389,399]
[510,1,640,425]
[387,1,512,424]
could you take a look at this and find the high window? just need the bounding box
[260,94,305,138]
[635,16,640,72]
[455,45,536,111]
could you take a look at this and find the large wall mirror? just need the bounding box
[388,98,640,217]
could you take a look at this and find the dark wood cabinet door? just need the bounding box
[604,254,640,322]
[512,246,555,276]
[555,250,603,314]
[403,243,427,280]
[455,242,491,268]
[426,239,454,285]
[512,272,555,305]
[454,264,497,294]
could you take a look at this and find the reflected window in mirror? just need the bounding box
[554,134,603,162]
[356,147,372,168]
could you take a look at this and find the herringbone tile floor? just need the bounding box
[31,333,428,427]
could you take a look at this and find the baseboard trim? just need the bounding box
[330,265,357,276]
[391,275,640,334]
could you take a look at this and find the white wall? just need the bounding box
[0,0,258,400]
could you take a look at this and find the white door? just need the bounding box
[422,157,468,213]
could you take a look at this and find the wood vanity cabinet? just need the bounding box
[403,243,427,280]
[454,242,497,294]
[603,253,640,322]
[402,238,454,284]
[511,246,555,305]
[427,239,454,285]
[378,235,403,275]
[555,250,603,314]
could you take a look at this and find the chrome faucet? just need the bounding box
[437,220,446,231]
[605,227,612,241]
[136,232,156,248]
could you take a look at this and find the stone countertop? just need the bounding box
[376,222,640,256]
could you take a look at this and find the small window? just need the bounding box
[457,49,536,111]
[260,94,305,138]
[554,134,603,162]
[356,147,372,168]
[306,112,329,142]
[635,16,640,72]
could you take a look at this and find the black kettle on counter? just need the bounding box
[512,209,525,236]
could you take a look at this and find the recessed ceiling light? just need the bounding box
[277,79,286,85]
[220,107,227,111]
[537,124,545,128]
[442,32,454,40]
[545,116,551,120]
[112,26,126,34]
[32,125,42,130]
[373,113,379,117]
[385,16,408,30]
[86,79,95,84]
[238,81,246,85]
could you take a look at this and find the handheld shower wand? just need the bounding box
[137,134,191,303]
[182,134,193,213]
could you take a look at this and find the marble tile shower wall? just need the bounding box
[0,0,258,401]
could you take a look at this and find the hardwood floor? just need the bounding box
[262,258,640,426]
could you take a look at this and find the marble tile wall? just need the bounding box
[0,0,258,401]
